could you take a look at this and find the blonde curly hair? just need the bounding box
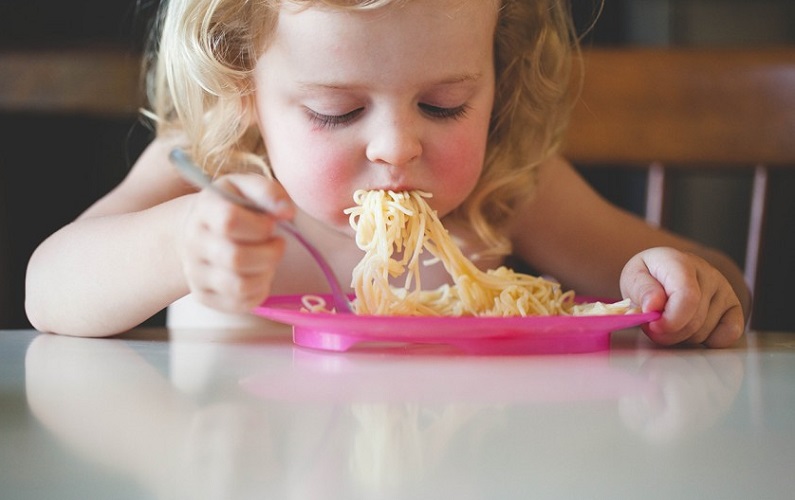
[146,0,581,255]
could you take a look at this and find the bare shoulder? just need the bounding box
[508,155,591,238]
[79,134,194,219]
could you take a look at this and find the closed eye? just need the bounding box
[305,108,363,129]
[419,103,470,120]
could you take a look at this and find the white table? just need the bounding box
[1,326,793,499]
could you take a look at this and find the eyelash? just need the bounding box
[306,103,470,129]
[306,108,363,129]
[419,103,470,121]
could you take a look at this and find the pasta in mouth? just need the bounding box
[304,189,635,317]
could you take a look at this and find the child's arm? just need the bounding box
[25,137,292,337]
[511,155,750,347]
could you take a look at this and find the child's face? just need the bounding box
[253,0,498,231]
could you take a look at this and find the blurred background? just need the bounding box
[1,0,793,330]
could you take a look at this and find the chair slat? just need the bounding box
[744,165,770,309]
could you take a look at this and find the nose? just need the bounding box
[365,112,423,168]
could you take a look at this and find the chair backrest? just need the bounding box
[563,47,795,329]
[0,48,144,117]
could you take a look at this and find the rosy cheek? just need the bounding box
[441,134,485,182]
[302,142,353,190]
[282,141,356,222]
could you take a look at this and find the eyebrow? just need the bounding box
[294,72,484,92]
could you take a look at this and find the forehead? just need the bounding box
[273,0,499,39]
[261,0,499,85]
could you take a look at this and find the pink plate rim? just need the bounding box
[252,294,660,354]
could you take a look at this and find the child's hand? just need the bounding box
[619,247,745,347]
[179,173,294,313]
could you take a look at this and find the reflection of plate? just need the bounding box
[241,348,654,403]
[253,294,660,354]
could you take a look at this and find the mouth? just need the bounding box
[363,185,417,194]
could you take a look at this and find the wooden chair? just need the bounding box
[0,47,144,117]
[563,47,795,329]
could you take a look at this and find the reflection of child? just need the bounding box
[351,404,426,491]
[350,403,483,493]
[25,1,749,346]
[618,350,744,443]
[25,334,281,499]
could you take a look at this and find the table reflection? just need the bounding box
[25,331,744,499]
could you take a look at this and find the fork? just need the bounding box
[169,148,354,314]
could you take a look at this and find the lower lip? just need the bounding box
[370,187,413,193]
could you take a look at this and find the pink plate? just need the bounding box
[252,294,660,355]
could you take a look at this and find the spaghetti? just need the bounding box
[325,189,633,317]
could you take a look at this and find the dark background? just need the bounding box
[0,1,160,327]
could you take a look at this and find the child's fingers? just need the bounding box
[194,188,280,242]
[189,243,284,312]
[674,266,744,347]
[219,174,295,219]
[626,248,745,347]
[654,280,703,340]
[623,249,703,345]
[620,254,667,313]
[703,301,745,348]
[201,233,286,274]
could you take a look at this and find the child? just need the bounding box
[25,0,749,346]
